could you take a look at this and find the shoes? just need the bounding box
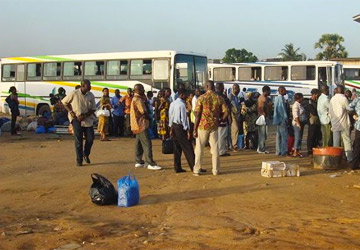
[84,156,91,164]
[135,163,145,168]
[220,153,230,157]
[213,172,219,176]
[76,162,83,167]
[175,169,186,173]
[257,150,269,154]
[193,173,200,176]
[147,165,162,170]
[200,169,207,173]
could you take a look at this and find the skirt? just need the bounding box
[98,116,109,133]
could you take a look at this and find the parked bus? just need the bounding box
[0,50,207,116]
[343,65,360,91]
[208,61,343,100]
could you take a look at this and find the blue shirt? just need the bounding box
[169,98,189,130]
[347,96,360,131]
[111,95,124,116]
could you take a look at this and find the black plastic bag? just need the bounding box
[162,139,173,154]
[89,173,118,205]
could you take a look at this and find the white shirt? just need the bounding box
[329,93,350,132]
[192,95,198,112]
[317,93,330,125]
[169,98,189,130]
[292,101,305,126]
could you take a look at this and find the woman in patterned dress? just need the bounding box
[241,92,259,150]
[158,88,171,140]
[98,88,112,141]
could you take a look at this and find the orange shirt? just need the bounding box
[121,94,133,114]
[130,93,149,134]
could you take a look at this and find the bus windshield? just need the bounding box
[174,54,207,91]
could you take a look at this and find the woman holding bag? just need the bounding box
[292,93,306,158]
[98,88,112,141]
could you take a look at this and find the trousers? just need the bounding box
[276,121,288,156]
[135,130,156,166]
[72,119,94,164]
[172,124,195,172]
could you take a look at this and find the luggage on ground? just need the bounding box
[118,174,140,207]
[89,173,118,205]
[162,139,173,154]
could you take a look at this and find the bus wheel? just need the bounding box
[37,105,51,117]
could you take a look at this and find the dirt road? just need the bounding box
[0,129,359,249]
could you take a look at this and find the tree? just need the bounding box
[222,48,258,63]
[278,43,306,61]
[314,33,348,60]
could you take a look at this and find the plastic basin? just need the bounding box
[313,147,344,170]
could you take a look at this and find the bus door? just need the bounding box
[326,66,334,96]
[14,64,26,116]
[152,59,170,93]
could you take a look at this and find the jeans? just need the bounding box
[293,123,305,150]
[257,125,268,152]
[276,121,288,156]
[135,130,156,166]
[72,119,95,164]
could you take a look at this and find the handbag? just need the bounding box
[162,139,174,154]
[96,109,110,117]
[255,115,266,126]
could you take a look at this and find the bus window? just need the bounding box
[27,63,42,81]
[291,66,315,81]
[85,61,105,80]
[174,54,195,91]
[238,67,261,81]
[213,68,235,81]
[195,56,207,89]
[344,68,360,80]
[16,65,25,81]
[106,60,128,80]
[265,66,288,81]
[43,62,62,80]
[153,59,169,81]
[318,67,327,86]
[63,62,82,80]
[130,59,152,80]
[2,64,16,81]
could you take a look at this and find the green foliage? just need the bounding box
[314,33,348,60]
[278,43,306,61]
[222,48,258,63]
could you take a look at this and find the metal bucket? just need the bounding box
[313,147,344,170]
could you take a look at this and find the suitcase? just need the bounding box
[162,139,174,154]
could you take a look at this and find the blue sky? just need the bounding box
[0,0,359,60]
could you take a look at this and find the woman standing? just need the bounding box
[241,92,259,150]
[6,86,20,135]
[292,93,306,158]
[98,88,112,141]
[158,88,171,140]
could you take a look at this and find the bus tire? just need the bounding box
[37,104,51,117]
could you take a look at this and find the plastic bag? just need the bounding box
[255,115,266,126]
[89,173,118,205]
[96,109,110,117]
[27,121,38,131]
[35,125,46,134]
[117,174,140,207]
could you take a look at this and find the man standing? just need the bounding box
[257,85,271,154]
[215,82,231,156]
[307,89,321,155]
[273,86,289,156]
[121,88,133,137]
[111,89,125,137]
[193,80,228,176]
[329,85,353,162]
[347,96,360,170]
[131,84,162,170]
[228,83,241,151]
[62,79,96,166]
[317,85,331,147]
[169,88,195,173]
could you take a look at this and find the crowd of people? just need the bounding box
[6,79,360,172]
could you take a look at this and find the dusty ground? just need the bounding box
[0,126,360,250]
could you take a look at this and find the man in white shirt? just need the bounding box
[329,85,353,162]
[317,85,332,147]
[169,88,195,173]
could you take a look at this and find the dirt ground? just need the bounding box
[0,126,360,250]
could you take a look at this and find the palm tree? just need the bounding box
[278,43,306,61]
[314,34,348,60]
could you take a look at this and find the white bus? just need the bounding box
[343,65,360,91]
[0,50,207,116]
[208,61,343,99]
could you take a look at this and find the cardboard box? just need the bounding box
[261,162,300,178]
